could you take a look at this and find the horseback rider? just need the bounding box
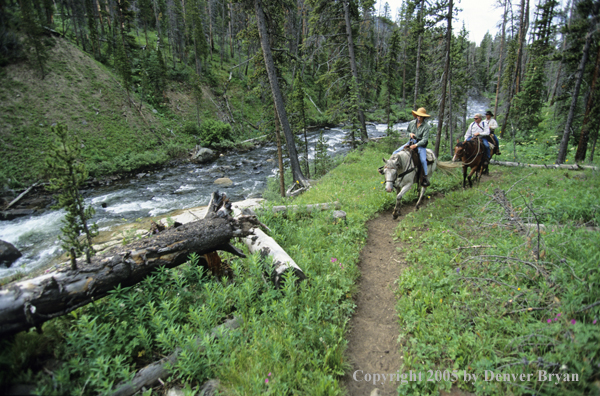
[464,113,491,166]
[393,107,431,187]
[484,110,501,155]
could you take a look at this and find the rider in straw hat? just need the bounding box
[393,107,431,187]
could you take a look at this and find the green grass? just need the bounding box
[392,167,600,395]
[0,144,597,395]
[0,144,462,395]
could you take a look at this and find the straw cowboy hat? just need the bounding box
[412,107,431,118]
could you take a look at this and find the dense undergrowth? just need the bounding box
[0,144,458,395]
[0,143,597,395]
[394,167,600,395]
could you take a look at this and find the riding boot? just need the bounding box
[421,174,430,187]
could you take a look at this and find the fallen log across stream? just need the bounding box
[0,209,262,338]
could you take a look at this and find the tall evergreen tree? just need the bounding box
[19,0,50,79]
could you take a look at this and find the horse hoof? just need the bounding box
[393,213,398,220]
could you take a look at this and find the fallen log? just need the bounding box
[110,316,241,396]
[6,182,39,210]
[0,213,262,338]
[490,159,598,171]
[272,201,340,214]
[244,228,306,288]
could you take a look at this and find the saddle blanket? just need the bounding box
[425,149,435,164]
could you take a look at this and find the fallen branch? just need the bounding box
[502,306,551,317]
[490,159,598,171]
[576,300,600,313]
[459,276,520,291]
[110,317,241,396]
[244,228,306,289]
[272,201,340,214]
[306,93,323,115]
[456,245,496,251]
[6,182,39,209]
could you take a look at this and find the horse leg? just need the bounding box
[393,183,413,219]
[415,186,426,210]
[467,166,478,188]
[462,165,468,189]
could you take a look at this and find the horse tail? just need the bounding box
[437,161,461,175]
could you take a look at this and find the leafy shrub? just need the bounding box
[199,119,233,147]
[181,122,200,136]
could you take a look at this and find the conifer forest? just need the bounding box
[0,0,599,395]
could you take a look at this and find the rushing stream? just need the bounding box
[0,97,490,280]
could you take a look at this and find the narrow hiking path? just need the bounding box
[342,207,405,396]
[342,191,481,396]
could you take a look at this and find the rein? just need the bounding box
[461,139,481,166]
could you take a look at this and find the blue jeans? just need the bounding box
[393,140,428,175]
[466,136,491,159]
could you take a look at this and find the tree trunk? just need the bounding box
[557,0,600,164]
[274,105,286,197]
[550,1,574,105]
[342,0,368,142]
[0,213,262,337]
[574,45,600,162]
[413,33,422,111]
[494,0,508,118]
[244,229,306,288]
[254,0,308,187]
[500,0,528,138]
[434,0,452,157]
[449,68,454,157]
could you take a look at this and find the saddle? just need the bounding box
[406,147,434,185]
[481,135,495,153]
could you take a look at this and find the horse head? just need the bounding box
[452,141,465,162]
[382,156,401,193]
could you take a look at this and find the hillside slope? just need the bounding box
[0,38,225,187]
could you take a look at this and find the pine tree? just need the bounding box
[290,74,310,178]
[46,124,98,267]
[383,27,401,128]
[19,0,50,79]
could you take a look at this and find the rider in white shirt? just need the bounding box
[464,113,491,161]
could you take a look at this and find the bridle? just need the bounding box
[385,150,416,185]
[459,139,481,166]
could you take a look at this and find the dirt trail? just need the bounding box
[342,208,406,396]
[342,200,475,396]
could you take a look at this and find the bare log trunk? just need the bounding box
[271,202,340,214]
[0,214,261,337]
[490,159,598,171]
[254,0,308,187]
[342,0,367,142]
[244,229,306,289]
[557,0,600,164]
[434,0,452,157]
[494,0,508,118]
[574,45,600,162]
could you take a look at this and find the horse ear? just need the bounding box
[456,138,460,143]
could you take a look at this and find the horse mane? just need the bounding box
[388,150,410,170]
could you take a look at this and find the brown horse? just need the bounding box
[452,138,486,188]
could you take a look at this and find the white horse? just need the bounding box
[381,149,436,219]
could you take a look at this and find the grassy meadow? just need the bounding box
[1,141,597,395]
